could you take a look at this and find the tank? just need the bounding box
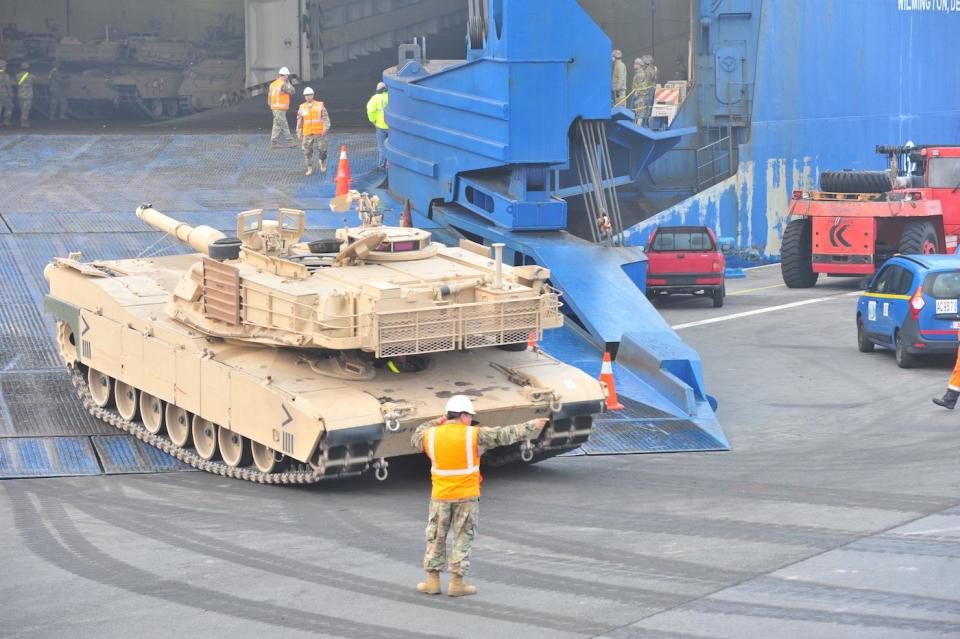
[178,58,246,113]
[111,66,184,119]
[43,198,605,484]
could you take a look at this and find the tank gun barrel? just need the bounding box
[136,205,226,255]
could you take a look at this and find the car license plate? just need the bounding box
[936,299,958,314]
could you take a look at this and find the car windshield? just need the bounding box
[926,158,960,189]
[925,271,960,298]
[651,229,715,251]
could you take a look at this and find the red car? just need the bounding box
[644,226,726,307]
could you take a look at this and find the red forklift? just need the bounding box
[781,145,960,287]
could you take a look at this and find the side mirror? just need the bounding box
[859,279,870,290]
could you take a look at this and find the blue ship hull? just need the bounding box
[626,0,960,260]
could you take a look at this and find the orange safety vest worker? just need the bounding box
[298,100,326,135]
[425,423,480,501]
[268,78,290,111]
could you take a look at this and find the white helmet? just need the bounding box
[445,395,476,416]
[303,86,314,96]
[278,66,290,76]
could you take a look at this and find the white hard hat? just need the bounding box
[445,395,476,415]
[278,66,290,75]
[376,81,386,91]
[303,86,314,95]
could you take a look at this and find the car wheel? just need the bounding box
[894,331,916,368]
[712,286,724,308]
[856,316,874,353]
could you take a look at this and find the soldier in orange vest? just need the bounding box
[268,66,296,149]
[411,394,546,596]
[296,86,331,176]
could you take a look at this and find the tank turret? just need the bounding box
[136,203,562,355]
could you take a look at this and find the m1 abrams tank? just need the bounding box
[44,199,605,484]
[178,58,245,113]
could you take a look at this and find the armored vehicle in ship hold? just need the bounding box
[43,200,605,483]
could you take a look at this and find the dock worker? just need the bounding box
[268,66,296,148]
[411,395,546,597]
[933,334,960,410]
[632,57,654,126]
[296,86,331,176]
[17,62,33,128]
[48,63,68,121]
[611,49,626,105]
[0,60,12,126]
[366,81,389,170]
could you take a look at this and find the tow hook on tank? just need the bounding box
[520,440,535,462]
[380,401,413,432]
[373,458,389,481]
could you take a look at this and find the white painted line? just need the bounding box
[743,262,780,271]
[671,291,860,330]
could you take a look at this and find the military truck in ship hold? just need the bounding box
[781,145,960,287]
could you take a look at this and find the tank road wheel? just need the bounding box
[192,415,219,461]
[140,392,165,434]
[87,368,115,408]
[781,218,819,288]
[251,441,287,473]
[165,404,192,447]
[114,381,139,422]
[898,220,939,255]
[218,428,251,468]
[56,321,78,365]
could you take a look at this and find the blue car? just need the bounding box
[856,255,960,368]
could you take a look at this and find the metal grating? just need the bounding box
[0,371,113,437]
[580,419,726,454]
[605,396,675,420]
[92,435,194,474]
[0,436,101,478]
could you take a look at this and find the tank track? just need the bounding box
[67,364,330,484]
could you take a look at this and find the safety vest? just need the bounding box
[298,100,326,135]
[366,92,388,129]
[425,423,480,500]
[268,78,290,111]
[17,72,29,86]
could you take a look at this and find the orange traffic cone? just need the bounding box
[399,199,412,227]
[527,331,537,350]
[598,351,624,411]
[334,145,351,196]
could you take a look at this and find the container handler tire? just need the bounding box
[781,218,819,288]
[898,220,939,255]
[819,170,892,194]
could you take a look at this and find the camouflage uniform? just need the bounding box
[48,67,68,120]
[411,418,541,576]
[297,100,331,175]
[0,66,12,126]
[16,69,33,127]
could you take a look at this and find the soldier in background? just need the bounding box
[640,55,659,127]
[296,86,331,176]
[673,55,687,81]
[17,62,33,128]
[267,66,296,148]
[411,395,546,597]
[611,49,626,106]
[631,57,653,126]
[48,63,68,121]
[0,61,12,126]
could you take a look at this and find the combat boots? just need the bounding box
[932,388,959,409]
[416,571,441,595]
[447,574,476,597]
